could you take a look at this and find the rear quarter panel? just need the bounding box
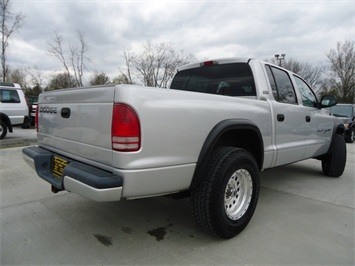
[113,85,274,170]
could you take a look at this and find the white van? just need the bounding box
[0,82,30,139]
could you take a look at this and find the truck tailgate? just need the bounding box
[37,85,115,166]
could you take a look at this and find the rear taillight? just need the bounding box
[35,105,39,132]
[112,103,141,152]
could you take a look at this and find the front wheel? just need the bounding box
[0,121,8,139]
[192,147,260,239]
[321,134,347,177]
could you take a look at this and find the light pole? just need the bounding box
[275,54,286,67]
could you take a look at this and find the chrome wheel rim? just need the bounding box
[224,169,253,220]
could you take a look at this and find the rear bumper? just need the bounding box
[22,146,123,202]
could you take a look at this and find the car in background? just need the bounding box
[26,95,38,126]
[328,104,355,143]
[0,82,31,139]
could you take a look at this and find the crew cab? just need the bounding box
[22,58,346,239]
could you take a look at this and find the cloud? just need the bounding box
[9,0,355,83]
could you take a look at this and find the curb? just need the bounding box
[0,138,37,149]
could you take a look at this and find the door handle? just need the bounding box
[61,107,71,119]
[277,114,285,122]
[305,116,311,122]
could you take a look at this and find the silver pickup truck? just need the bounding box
[23,58,346,239]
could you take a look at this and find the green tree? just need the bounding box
[112,73,133,85]
[47,72,76,90]
[90,72,110,85]
[26,84,42,96]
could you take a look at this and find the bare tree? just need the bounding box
[47,32,71,83]
[121,41,195,87]
[326,40,355,103]
[25,65,44,91]
[47,31,89,88]
[0,0,24,81]
[8,66,26,87]
[119,50,134,84]
[283,58,325,93]
[69,31,88,87]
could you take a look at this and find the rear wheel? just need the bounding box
[21,116,31,129]
[321,134,346,177]
[192,147,260,239]
[0,121,8,139]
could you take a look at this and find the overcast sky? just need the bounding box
[9,0,355,83]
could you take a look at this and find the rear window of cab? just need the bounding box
[170,63,256,97]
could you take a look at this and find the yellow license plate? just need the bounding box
[52,156,68,178]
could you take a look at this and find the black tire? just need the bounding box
[345,128,354,143]
[21,118,31,129]
[192,146,260,239]
[322,134,347,177]
[0,121,8,139]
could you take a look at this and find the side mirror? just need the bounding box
[320,95,337,108]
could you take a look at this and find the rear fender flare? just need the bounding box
[189,119,264,190]
[328,123,345,153]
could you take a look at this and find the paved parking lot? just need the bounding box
[0,141,354,265]
[0,128,37,149]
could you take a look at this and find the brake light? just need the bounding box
[35,105,39,132]
[200,60,218,67]
[112,103,141,152]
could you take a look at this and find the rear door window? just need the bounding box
[265,65,297,104]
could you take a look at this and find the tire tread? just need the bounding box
[192,146,259,238]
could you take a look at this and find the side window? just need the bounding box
[265,65,278,100]
[293,76,317,107]
[266,65,297,104]
[0,89,21,103]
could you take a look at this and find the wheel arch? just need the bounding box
[335,124,345,135]
[332,123,345,149]
[0,112,13,132]
[189,119,264,190]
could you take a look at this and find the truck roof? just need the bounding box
[177,57,253,72]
